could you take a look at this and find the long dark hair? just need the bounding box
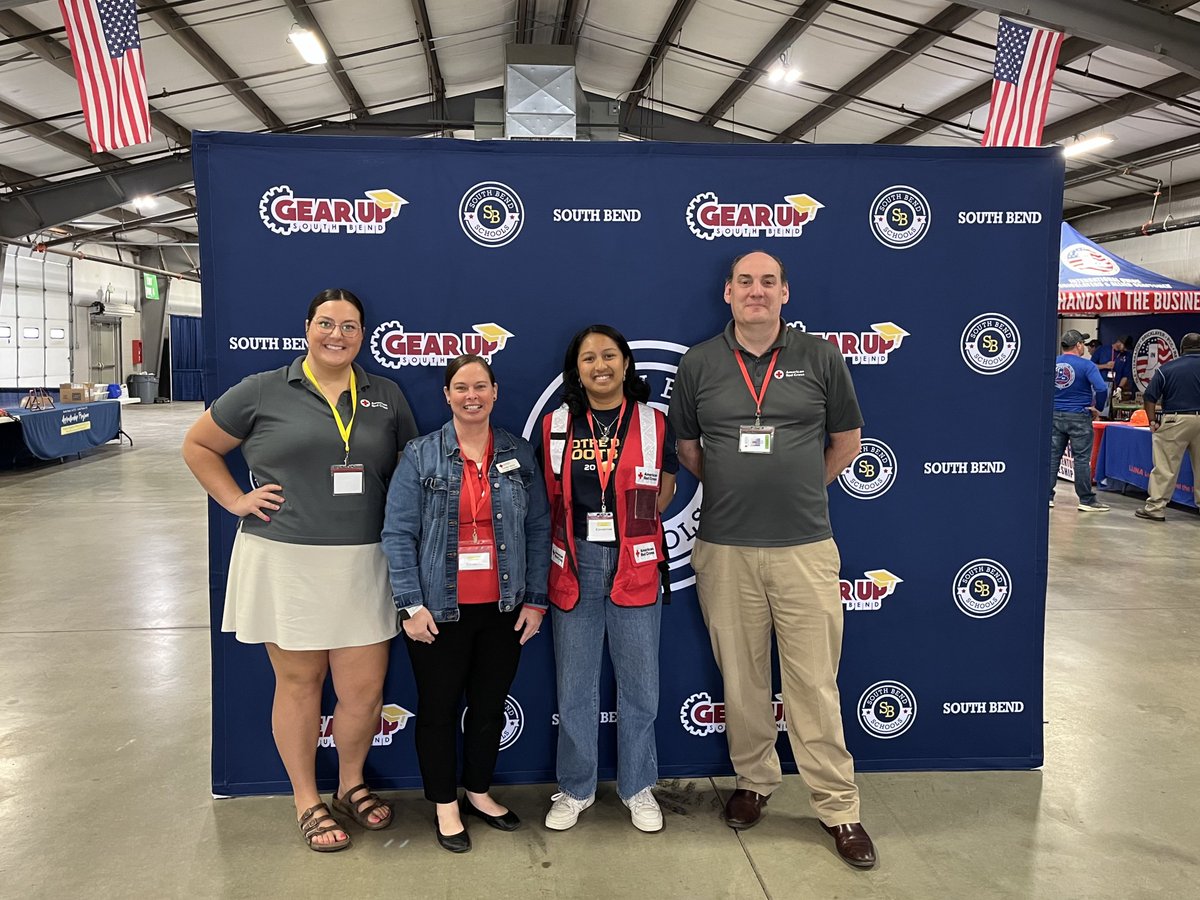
[306,288,365,325]
[560,324,649,415]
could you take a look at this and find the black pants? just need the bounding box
[404,603,523,803]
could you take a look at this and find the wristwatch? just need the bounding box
[397,604,424,622]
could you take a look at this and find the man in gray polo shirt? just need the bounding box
[669,250,875,869]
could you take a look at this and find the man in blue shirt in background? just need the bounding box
[1111,335,1134,398]
[1051,329,1110,511]
[1135,332,1200,522]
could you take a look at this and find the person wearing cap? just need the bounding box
[1135,333,1200,522]
[1050,329,1110,512]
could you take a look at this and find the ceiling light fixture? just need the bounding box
[1062,134,1114,158]
[132,196,156,211]
[767,49,800,85]
[288,24,327,66]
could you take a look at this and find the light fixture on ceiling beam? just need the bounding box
[767,48,800,84]
[289,24,327,66]
[1062,134,1115,158]
[132,196,157,212]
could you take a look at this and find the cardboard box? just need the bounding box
[59,382,94,403]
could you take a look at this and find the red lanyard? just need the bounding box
[459,429,493,541]
[735,349,781,425]
[586,399,626,514]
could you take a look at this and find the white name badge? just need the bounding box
[459,542,493,571]
[496,458,520,473]
[586,512,617,542]
[331,464,365,494]
[738,425,775,454]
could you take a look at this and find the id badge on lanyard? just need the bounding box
[738,425,775,454]
[331,463,365,494]
[586,511,617,542]
[585,402,624,542]
[734,348,780,455]
[460,431,496,563]
[303,360,364,496]
[459,542,492,570]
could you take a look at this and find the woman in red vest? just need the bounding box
[539,324,677,834]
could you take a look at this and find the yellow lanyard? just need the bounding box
[302,360,357,459]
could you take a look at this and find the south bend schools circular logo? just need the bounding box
[961,313,1020,375]
[679,692,724,736]
[858,680,917,739]
[1133,329,1178,392]
[838,438,897,500]
[459,181,524,247]
[869,186,930,249]
[1054,362,1076,389]
[523,339,702,591]
[1061,242,1120,276]
[461,694,524,751]
[953,558,1012,618]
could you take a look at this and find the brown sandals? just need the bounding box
[298,802,351,852]
[332,783,394,831]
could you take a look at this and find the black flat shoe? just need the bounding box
[461,795,522,831]
[435,818,471,853]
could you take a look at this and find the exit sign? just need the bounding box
[144,273,160,300]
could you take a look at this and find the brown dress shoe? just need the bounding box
[820,821,877,868]
[723,789,769,829]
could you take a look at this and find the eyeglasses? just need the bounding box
[311,318,361,337]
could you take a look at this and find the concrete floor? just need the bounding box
[1,401,1197,899]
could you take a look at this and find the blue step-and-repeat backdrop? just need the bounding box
[194,132,1063,796]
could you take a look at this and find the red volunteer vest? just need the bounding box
[541,402,666,610]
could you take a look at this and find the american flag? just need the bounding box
[981,17,1063,147]
[58,0,152,153]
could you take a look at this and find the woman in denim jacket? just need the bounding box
[381,354,550,853]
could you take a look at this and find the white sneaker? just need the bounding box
[545,792,594,830]
[1049,499,1055,508]
[624,787,664,833]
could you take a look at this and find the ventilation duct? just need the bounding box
[504,44,579,140]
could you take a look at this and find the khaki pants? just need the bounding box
[692,538,860,825]
[1146,413,1200,514]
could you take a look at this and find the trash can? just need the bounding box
[126,373,159,404]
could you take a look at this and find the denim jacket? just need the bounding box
[381,420,551,622]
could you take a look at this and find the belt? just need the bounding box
[1165,410,1200,415]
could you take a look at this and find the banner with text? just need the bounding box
[194,133,1062,795]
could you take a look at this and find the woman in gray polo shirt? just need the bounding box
[183,288,418,852]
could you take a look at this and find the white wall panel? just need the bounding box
[17,347,44,377]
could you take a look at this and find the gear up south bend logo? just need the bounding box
[795,321,910,365]
[842,570,903,611]
[260,186,407,235]
[686,192,824,239]
[680,692,787,736]
[319,703,413,748]
[371,322,514,368]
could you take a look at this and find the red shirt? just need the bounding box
[456,446,500,605]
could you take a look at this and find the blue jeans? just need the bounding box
[1049,410,1096,504]
[552,539,662,801]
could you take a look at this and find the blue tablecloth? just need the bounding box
[0,399,122,460]
[1095,423,1196,508]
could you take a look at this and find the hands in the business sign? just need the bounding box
[403,607,439,643]
[232,483,285,521]
[515,606,545,645]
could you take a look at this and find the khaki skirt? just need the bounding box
[222,531,399,651]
